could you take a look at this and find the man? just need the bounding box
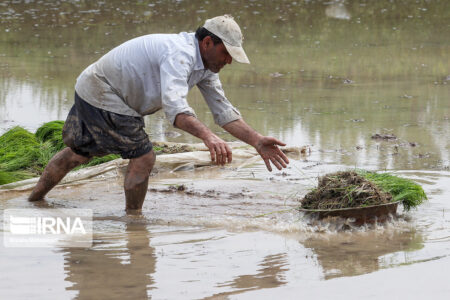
[29,15,289,211]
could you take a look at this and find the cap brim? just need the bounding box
[223,42,250,64]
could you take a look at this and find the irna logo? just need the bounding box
[10,216,87,235]
[4,209,92,248]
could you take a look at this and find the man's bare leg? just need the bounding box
[124,150,156,212]
[28,148,91,202]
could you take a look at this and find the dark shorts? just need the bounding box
[62,93,152,159]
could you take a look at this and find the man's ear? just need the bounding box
[203,36,212,49]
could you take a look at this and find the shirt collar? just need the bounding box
[193,34,205,71]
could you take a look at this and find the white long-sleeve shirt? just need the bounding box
[74,32,242,126]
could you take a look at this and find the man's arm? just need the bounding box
[223,119,289,171]
[175,114,289,171]
[174,113,232,165]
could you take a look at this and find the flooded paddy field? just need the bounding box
[1,0,449,299]
[1,163,449,299]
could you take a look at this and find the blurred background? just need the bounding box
[0,0,449,170]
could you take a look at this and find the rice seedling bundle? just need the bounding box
[300,170,427,211]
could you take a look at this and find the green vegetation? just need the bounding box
[0,127,41,172]
[0,170,33,184]
[357,170,427,211]
[74,154,120,170]
[0,122,120,185]
[0,121,168,185]
[35,120,66,152]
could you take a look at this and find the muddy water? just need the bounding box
[1,0,450,299]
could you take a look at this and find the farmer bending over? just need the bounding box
[28,15,289,211]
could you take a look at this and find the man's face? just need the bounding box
[201,36,232,73]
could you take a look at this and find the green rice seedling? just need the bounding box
[357,170,427,211]
[0,127,41,172]
[35,121,65,151]
[0,170,34,185]
[80,154,121,168]
[301,171,393,210]
[35,140,60,172]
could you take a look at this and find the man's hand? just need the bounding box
[174,113,232,166]
[255,136,289,171]
[223,119,289,172]
[203,134,232,165]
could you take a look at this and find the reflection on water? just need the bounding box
[303,230,424,279]
[1,0,448,171]
[65,222,155,299]
[2,217,426,298]
[62,221,292,299]
[325,1,351,20]
[217,253,288,291]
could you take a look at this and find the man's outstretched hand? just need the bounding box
[222,119,290,172]
[255,136,289,171]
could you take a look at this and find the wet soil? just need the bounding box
[152,141,193,154]
[149,183,251,199]
[371,133,397,140]
[300,171,392,210]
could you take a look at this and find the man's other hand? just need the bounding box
[255,136,289,172]
[203,134,232,165]
[174,113,232,165]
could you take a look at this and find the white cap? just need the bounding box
[203,15,250,64]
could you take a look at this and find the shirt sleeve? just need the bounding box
[196,73,242,127]
[160,51,197,126]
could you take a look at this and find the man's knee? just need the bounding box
[128,150,156,174]
[124,150,155,187]
[140,149,156,166]
[62,148,91,168]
